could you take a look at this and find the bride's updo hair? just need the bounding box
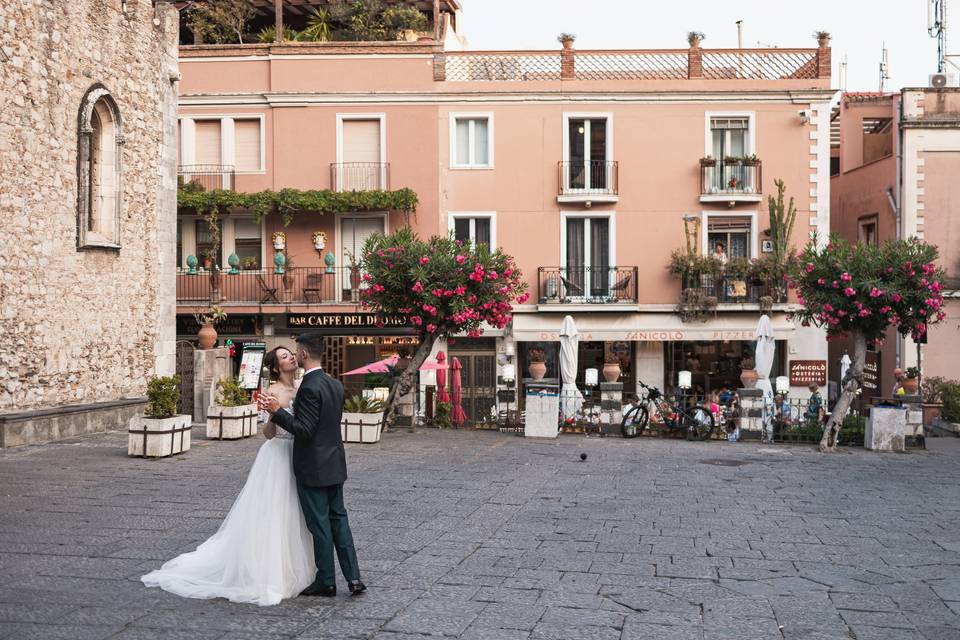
[263,347,291,382]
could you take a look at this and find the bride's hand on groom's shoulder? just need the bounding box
[258,394,280,414]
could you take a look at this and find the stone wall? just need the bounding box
[0,1,179,421]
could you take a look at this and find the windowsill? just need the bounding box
[699,193,762,204]
[78,234,121,252]
[450,165,494,171]
[557,193,619,204]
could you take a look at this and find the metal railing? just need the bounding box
[438,48,824,82]
[558,160,618,195]
[178,164,235,191]
[538,266,638,304]
[330,162,390,191]
[700,160,762,196]
[681,271,785,304]
[176,267,363,305]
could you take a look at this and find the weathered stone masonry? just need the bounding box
[0,0,179,445]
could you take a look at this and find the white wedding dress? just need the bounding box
[141,410,315,606]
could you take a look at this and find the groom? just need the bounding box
[259,332,365,597]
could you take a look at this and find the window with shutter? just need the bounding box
[194,120,221,166]
[234,120,261,172]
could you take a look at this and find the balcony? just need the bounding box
[177,267,366,306]
[178,164,235,191]
[538,266,638,305]
[330,162,390,191]
[557,161,619,204]
[699,159,762,204]
[681,271,785,305]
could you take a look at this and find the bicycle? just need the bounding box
[621,381,716,441]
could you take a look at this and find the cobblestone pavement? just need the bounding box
[1,428,960,640]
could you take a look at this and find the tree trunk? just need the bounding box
[383,334,435,431]
[819,330,866,452]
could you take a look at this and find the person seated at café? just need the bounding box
[805,383,824,424]
[718,386,734,406]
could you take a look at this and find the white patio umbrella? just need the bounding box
[840,353,852,384]
[754,314,776,441]
[559,315,584,419]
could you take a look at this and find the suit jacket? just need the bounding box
[270,369,347,487]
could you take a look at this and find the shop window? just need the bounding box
[77,85,123,249]
[234,219,262,269]
[664,340,785,398]
[706,215,753,259]
[520,342,559,380]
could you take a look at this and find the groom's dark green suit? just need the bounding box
[270,368,360,587]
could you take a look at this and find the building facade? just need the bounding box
[175,3,835,420]
[0,0,180,446]
[830,89,960,398]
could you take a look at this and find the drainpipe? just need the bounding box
[893,92,905,368]
[885,186,901,370]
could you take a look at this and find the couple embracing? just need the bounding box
[141,333,365,606]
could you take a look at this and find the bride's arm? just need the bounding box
[261,383,280,439]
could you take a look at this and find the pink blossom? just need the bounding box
[817,278,826,285]
[797,296,806,306]
[455,255,467,265]
[487,270,498,280]
[887,267,894,274]
[517,292,530,304]
[843,287,856,297]
[377,250,385,257]
[454,285,466,296]
[869,287,882,298]
[426,323,437,334]
[806,263,815,273]
[833,281,839,288]
[823,304,833,312]
[419,256,429,265]
[410,316,423,326]
[468,295,478,304]
[412,281,424,293]
[372,284,384,293]
[858,309,871,317]
[362,273,372,282]
[891,293,902,302]
[837,310,847,317]
[937,310,947,321]
[841,272,852,282]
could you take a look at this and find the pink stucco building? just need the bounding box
[175,1,836,420]
[830,89,960,400]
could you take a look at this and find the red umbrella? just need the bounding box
[435,351,450,404]
[450,357,466,427]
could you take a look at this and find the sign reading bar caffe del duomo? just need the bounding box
[286,313,411,335]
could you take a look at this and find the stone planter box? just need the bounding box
[206,404,258,440]
[128,414,191,458]
[341,412,384,444]
[932,416,960,436]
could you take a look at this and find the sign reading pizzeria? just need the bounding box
[789,360,827,387]
[286,313,413,336]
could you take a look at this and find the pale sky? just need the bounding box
[458,0,943,92]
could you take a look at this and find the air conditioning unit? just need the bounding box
[929,73,958,88]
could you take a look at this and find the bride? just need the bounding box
[141,347,315,606]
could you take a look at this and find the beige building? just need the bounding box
[0,0,180,446]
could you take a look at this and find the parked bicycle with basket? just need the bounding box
[621,381,716,440]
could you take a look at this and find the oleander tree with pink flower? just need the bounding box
[359,227,529,422]
[787,235,946,452]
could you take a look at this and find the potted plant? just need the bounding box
[699,155,716,167]
[723,155,743,167]
[602,353,621,383]
[741,154,760,166]
[432,400,452,429]
[814,30,831,47]
[687,31,705,48]
[194,305,226,350]
[206,376,257,440]
[128,376,191,458]
[740,357,758,389]
[921,376,948,426]
[528,348,546,380]
[557,32,576,49]
[901,367,920,394]
[341,395,386,443]
[241,256,259,271]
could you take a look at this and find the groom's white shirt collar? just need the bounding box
[303,366,323,377]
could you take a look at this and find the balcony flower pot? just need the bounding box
[699,156,716,167]
[206,376,257,440]
[129,376,191,458]
[901,378,919,394]
[602,361,621,383]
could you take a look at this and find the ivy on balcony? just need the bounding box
[177,183,419,226]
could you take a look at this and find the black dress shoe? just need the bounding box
[300,582,336,597]
[347,580,366,596]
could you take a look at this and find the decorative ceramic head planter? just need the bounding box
[272,231,286,251]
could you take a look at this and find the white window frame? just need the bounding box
[335,113,387,190]
[448,211,497,248]
[178,114,266,175]
[335,212,389,302]
[704,111,756,157]
[700,210,759,259]
[449,113,494,169]
[177,215,266,270]
[561,112,614,193]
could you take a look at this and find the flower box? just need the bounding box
[128,414,192,458]
[206,404,258,440]
[341,412,384,443]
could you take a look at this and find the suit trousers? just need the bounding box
[296,481,361,586]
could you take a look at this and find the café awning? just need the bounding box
[511,312,796,342]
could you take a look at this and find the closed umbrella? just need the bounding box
[450,357,466,427]
[840,353,851,384]
[754,314,776,441]
[559,315,584,419]
[435,351,450,404]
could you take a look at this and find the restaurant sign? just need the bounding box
[177,314,259,336]
[286,313,412,335]
[789,359,827,387]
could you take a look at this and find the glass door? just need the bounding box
[567,118,608,192]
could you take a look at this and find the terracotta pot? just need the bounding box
[528,362,546,380]
[349,266,361,290]
[197,322,217,350]
[602,363,621,383]
[901,378,919,394]
[740,368,759,389]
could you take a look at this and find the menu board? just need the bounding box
[238,342,266,390]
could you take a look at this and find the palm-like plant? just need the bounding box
[257,25,299,43]
[300,7,333,42]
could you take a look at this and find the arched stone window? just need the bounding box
[77,85,123,249]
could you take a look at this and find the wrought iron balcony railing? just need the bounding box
[558,160,618,196]
[178,164,235,191]
[681,270,785,304]
[699,160,762,198]
[177,266,366,306]
[330,162,390,191]
[538,266,637,304]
